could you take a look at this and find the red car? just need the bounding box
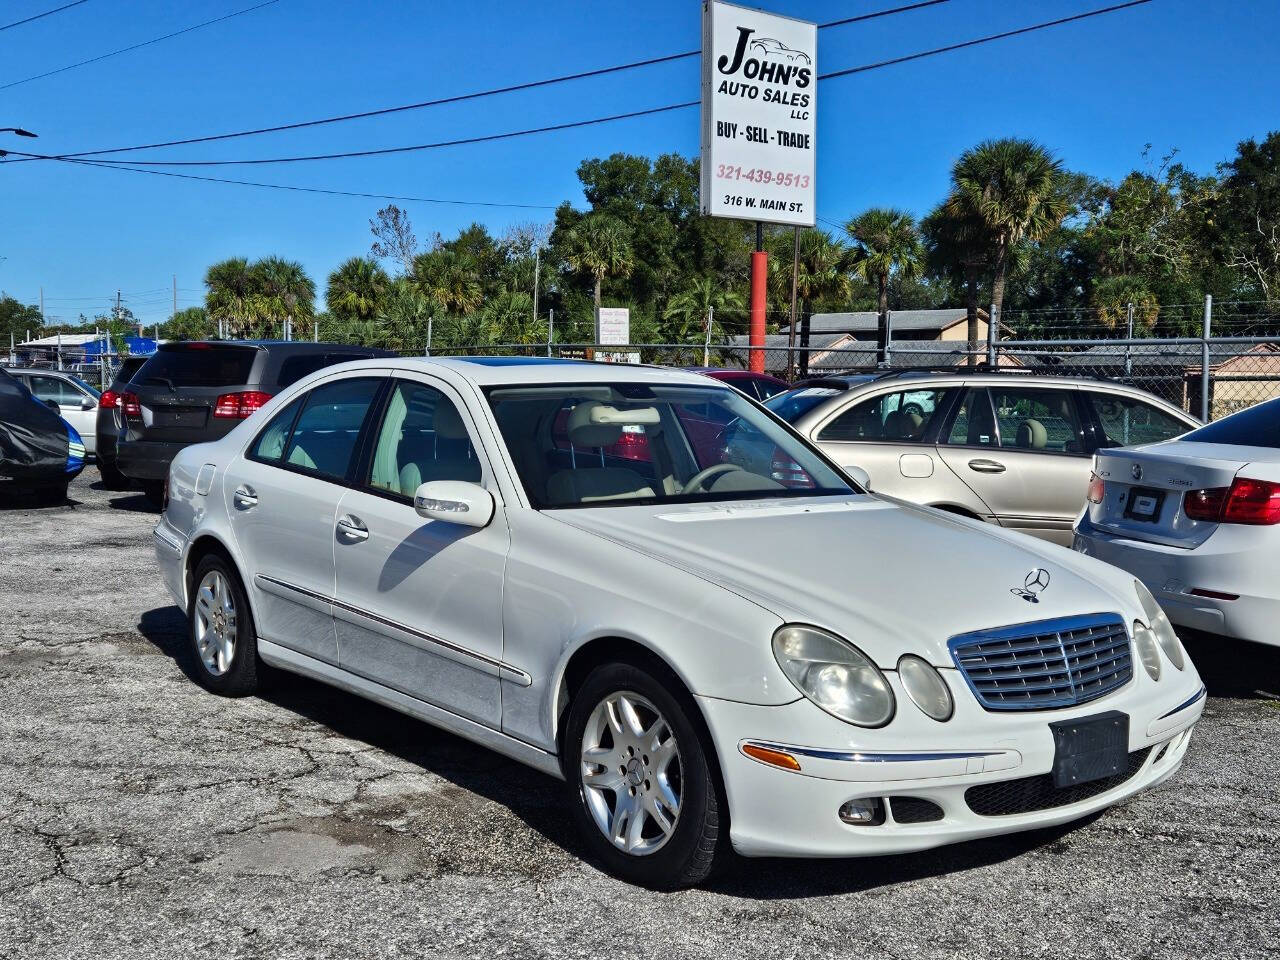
[682,367,790,401]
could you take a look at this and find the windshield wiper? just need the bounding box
[143,376,176,393]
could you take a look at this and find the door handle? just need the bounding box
[968,458,1007,474]
[336,514,369,542]
[233,484,258,509]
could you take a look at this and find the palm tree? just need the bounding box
[204,258,255,338]
[249,258,315,339]
[564,214,634,314]
[411,248,483,316]
[662,276,744,345]
[921,203,993,364]
[377,277,432,351]
[845,208,923,364]
[944,138,1070,328]
[785,230,853,377]
[326,257,389,323]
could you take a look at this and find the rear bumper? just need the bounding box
[117,439,188,481]
[1073,513,1280,647]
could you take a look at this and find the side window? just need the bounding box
[28,375,75,405]
[944,388,998,446]
[753,378,788,401]
[819,389,952,443]
[1088,393,1190,448]
[368,380,481,498]
[249,396,305,463]
[281,377,382,480]
[989,387,1086,453]
[277,353,374,388]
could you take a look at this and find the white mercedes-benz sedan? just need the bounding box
[153,357,1205,888]
[1075,395,1280,647]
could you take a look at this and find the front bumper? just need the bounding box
[1074,513,1280,647]
[698,666,1204,858]
[117,439,189,481]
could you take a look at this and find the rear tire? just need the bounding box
[142,481,165,508]
[97,460,131,490]
[187,554,259,697]
[564,661,724,889]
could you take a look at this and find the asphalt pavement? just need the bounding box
[1,473,1277,959]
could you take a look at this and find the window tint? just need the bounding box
[368,381,481,498]
[989,387,1086,453]
[277,353,375,389]
[281,378,381,480]
[249,396,305,463]
[753,377,788,401]
[27,375,82,405]
[1182,396,1280,448]
[764,386,841,423]
[138,346,257,387]
[945,388,998,446]
[819,389,953,442]
[1088,393,1190,448]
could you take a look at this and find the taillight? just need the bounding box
[1087,472,1105,504]
[121,391,142,416]
[213,391,272,419]
[99,389,120,409]
[1184,478,1280,525]
[770,448,815,489]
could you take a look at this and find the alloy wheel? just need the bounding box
[193,569,237,676]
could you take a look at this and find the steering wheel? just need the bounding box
[680,463,743,494]
[902,401,925,417]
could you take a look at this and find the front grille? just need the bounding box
[949,613,1133,711]
[889,797,944,823]
[965,748,1151,816]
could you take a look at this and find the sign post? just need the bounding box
[701,0,816,374]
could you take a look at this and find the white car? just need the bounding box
[1074,396,1280,647]
[153,357,1205,888]
[3,367,100,455]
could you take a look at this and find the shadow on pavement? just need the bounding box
[107,492,160,513]
[1180,629,1280,700]
[136,603,1115,897]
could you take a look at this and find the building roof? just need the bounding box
[726,334,1017,375]
[1009,341,1278,372]
[785,308,995,336]
[18,333,103,347]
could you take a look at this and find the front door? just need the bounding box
[26,374,97,454]
[223,373,386,665]
[332,375,509,728]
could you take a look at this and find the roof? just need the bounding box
[322,355,718,388]
[18,333,102,347]
[786,308,995,336]
[726,334,1017,374]
[1010,342,1276,372]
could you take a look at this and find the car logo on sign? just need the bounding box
[1132,463,1143,481]
[1011,568,1051,603]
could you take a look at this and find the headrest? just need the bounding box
[435,402,469,440]
[884,409,924,439]
[1016,418,1047,449]
[566,401,659,448]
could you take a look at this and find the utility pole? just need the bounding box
[172,274,177,330]
[1124,302,1134,380]
[547,309,554,358]
[39,287,43,328]
[1201,294,1212,422]
[532,246,541,329]
[749,221,767,374]
[786,225,799,379]
[703,305,713,368]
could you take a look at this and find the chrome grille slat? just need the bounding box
[949,614,1133,712]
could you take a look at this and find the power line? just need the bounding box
[11,0,948,161]
[0,0,91,33]
[0,1,280,92]
[14,0,1150,170]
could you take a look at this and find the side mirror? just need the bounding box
[82,397,97,410]
[44,399,60,413]
[413,480,495,528]
[844,465,872,491]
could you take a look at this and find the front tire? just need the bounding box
[187,555,259,697]
[565,662,724,889]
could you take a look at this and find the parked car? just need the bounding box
[117,341,395,503]
[154,356,1203,888]
[1074,395,1280,648]
[96,355,149,489]
[3,367,100,456]
[683,367,790,401]
[0,368,86,503]
[766,371,1199,545]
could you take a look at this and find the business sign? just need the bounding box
[700,0,816,227]
[595,306,630,346]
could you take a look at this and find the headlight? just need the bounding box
[897,655,953,722]
[1132,621,1162,681]
[772,625,895,727]
[1134,579,1186,671]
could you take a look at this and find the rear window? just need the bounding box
[276,353,376,389]
[1182,397,1280,448]
[765,387,841,423]
[137,346,257,387]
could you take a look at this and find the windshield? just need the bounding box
[764,386,842,423]
[1182,396,1280,448]
[486,382,854,508]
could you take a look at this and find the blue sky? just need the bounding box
[2,0,1277,329]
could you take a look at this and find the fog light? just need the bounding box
[838,797,885,826]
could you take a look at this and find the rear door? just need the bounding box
[936,384,1092,544]
[22,373,98,452]
[127,344,263,445]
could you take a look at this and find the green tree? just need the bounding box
[249,257,315,339]
[161,306,216,341]
[922,203,995,359]
[1218,131,1280,300]
[377,277,431,351]
[564,213,635,314]
[411,247,483,317]
[0,294,42,345]
[845,208,923,361]
[778,230,853,376]
[204,257,256,338]
[326,256,389,323]
[662,276,744,344]
[944,138,1071,326]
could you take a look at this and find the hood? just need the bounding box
[551,495,1139,668]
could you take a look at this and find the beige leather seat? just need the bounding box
[1016,418,1048,449]
[546,401,656,504]
[398,402,481,494]
[884,409,924,440]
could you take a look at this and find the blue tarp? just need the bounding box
[79,336,158,358]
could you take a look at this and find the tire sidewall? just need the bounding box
[187,555,258,696]
[565,661,722,889]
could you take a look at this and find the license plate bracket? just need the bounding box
[1049,711,1129,788]
[1124,487,1165,521]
